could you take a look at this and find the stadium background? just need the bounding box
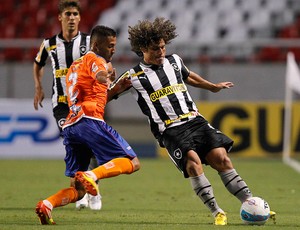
[0,0,300,159]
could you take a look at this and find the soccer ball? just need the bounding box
[240,197,270,225]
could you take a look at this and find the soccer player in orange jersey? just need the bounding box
[33,0,102,210]
[35,25,140,225]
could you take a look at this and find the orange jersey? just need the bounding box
[63,51,110,127]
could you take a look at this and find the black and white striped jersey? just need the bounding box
[35,32,90,109]
[124,54,201,139]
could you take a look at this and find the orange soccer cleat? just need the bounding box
[75,171,99,196]
[35,201,56,225]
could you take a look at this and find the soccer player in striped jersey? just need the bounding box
[111,17,254,225]
[35,25,140,225]
[33,0,101,210]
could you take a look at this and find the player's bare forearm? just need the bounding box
[107,87,119,102]
[107,77,131,102]
[186,71,234,92]
[33,63,45,109]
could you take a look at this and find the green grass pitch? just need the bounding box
[0,157,299,229]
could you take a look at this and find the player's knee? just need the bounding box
[214,154,233,171]
[132,157,141,172]
[207,148,233,171]
[186,160,203,177]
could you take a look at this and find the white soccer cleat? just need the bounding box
[88,193,102,210]
[76,193,89,210]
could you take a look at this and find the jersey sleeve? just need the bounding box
[179,56,190,80]
[34,39,49,67]
[85,53,108,80]
[172,54,190,80]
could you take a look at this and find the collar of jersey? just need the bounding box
[58,31,81,42]
[140,60,164,70]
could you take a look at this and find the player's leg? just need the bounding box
[53,105,91,210]
[75,153,102,210]
[65,144,95,210]
[36,132,91,225]
[206,147,253,202]
[76,156,139,195]
[74,119,140,193]
[207,148,277,222]
[185,150,227,225]
[86,156,102,210]
[35,184,85,225]
[162,118,227,225]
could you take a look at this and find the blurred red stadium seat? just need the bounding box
[2,24,17,38]
[3,48,24,62]
[23,48,39,61]
[254,47,285,62]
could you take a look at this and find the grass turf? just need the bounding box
[0,157,299,229]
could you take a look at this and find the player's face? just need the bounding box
[59,7,80,33]
[143,39,166,66]
[97,36,117,62]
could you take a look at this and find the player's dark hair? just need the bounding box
[128,17,178,57]
[90,25,116,45]
[58,0,81,14]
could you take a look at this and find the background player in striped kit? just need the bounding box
[111,17,255,225]
[32,0,101,210]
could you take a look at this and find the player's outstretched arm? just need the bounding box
[185,71,234,93]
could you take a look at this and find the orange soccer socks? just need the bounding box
[45,187,78,208]
[90,158,134,180]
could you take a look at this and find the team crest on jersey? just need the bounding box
[171,63,179,71]
[173,148,182,159]
[80,45,87,55]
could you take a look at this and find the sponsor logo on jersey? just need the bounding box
[131,70,144,77]
[46,45,57,52]
[55,68,69,78]
[150,84,187,102]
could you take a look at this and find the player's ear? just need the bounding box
[140,47,147,54]
[58,14,62,22]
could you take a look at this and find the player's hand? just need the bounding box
[119,76,132,89]
[33,89,44,110]
[211,82,234,92]
[108,68,116,82]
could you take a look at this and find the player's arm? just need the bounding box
[33,40,48,110]
[95,67,119,102]
[107,71,132,101]
[33,62,45,110]
[96,70,111,83]
[185,71,234,92]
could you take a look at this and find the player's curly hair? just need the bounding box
[58,0,81,14]
[128,17,178,57]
